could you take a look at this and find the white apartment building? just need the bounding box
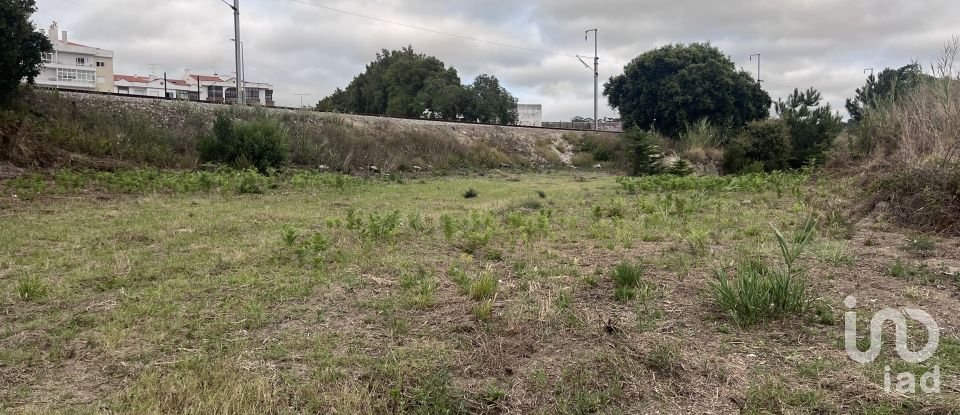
[114,71,275,106]
[36,22,114,93]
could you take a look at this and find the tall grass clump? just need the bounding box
[678,119,727,166]
[844,37,960,234]
[710,217,816,326]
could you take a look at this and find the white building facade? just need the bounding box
[36,23,114,93]
[517,104,543,127]
[114,71,274,106]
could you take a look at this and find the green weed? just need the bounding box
[710,217,815,326]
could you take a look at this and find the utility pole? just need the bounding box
[221,0,244,105]
[231,38,246,100]
[750,54,762,84]
[587,29,598,131]
[293,93,310,108]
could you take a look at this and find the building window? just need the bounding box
[56,68,96,83]
[245,88,259,100]
[117,86,129,94]
[96,61,105,67]
[41,52,53,63]
[207,86,224,99]
[265,90,274,100]
[76,57,86,66]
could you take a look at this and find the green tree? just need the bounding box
[316,47,517,124]
[604,43,771,137]
[623,128,664,176]
[0,0,52,103]
[316,47,462,118]
[463,74,518,124]
[845,64,929,123]
[775,87,843,167]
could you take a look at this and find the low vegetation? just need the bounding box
[3,170,957,413]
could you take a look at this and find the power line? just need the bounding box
[289,0,585,59]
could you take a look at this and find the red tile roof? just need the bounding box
[167,79,190,86]
[114,75,151,83]
[190,75,224,82]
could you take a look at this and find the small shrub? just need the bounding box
[623,128,664,176]
[198,112,288,173]
[235,169,266,194]
[463,188,479,199]
[363,210,402,241]
[16,275,47,301]
[666,159,695,176]
[571,152,595,168]
[813,302,836,326]
[902,235,936,255]
[724,120,792,173]
[440,214,457,240]
[537,190,547,199]
[281,225,298,246]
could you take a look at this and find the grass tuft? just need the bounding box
[611,262,645,301]
[468,273,498,301]
[16,275,47,301]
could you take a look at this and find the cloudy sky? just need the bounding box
[31,0,960,120]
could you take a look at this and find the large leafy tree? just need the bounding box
[317,47,518,124]
[0,0,52,103]
[845,64,929,122]
[463,74,518,125]
[317,47,462,118]
[775,87,843,167]
[604,43,771,137]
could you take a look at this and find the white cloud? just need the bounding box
[32,0,960,120]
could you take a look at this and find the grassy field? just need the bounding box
[1,170,959,414]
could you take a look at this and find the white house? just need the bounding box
[114,71,274,106]
[36,22,114,93]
